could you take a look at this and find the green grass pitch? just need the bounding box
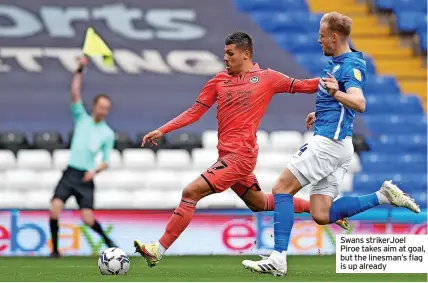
[0,255,426,282]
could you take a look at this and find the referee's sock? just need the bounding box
[49,218,59,253]
[90,220,113,244]
[329,193,380,223]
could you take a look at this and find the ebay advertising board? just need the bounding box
[0,210,426,256]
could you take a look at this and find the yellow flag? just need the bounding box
[82,27,113,67]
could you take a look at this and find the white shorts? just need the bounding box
[286,135,353,199]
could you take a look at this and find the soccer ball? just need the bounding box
[98,247,130,275]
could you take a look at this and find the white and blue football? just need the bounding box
[98,247,130,275]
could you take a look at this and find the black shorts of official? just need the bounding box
[52,166,95,209]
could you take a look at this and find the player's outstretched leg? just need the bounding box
[134,177,213,268]
[237,188,349,230]
[327,180,420,225]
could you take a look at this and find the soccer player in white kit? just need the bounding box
[242,12,420,276]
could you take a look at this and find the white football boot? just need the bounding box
[242,255,287,277]
[379,180,420,213]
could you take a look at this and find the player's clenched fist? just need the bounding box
[306,112,316,130]
[142,129,163,147]
[322,73,339,96]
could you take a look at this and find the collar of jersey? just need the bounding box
[332,48,363,63]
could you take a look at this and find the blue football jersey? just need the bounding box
[314,49,367,140]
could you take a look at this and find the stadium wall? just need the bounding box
[0,209,426,256]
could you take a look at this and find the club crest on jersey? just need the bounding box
[249,76,259,84]
[353,69,362,81]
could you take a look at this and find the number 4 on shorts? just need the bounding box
[298,143,308,156]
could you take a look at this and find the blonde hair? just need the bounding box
[321,12,352,37]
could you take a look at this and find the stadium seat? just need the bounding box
[252,12,321,33]
[270,130,303,153]
[39,170,62,192]
[366,134,427,153]
[109,170,146,190]
[257,131,270,150]
[0,150,16,170]
[24,191,52,209]
[274,33,321,53]
[417,31,427,51]
[255,170,279,191]
[233,0,308,12]
[349,153,362,173]
[157,149,191,170]
[114,132,134,151]
[95,191,140,209]
[95,149,122,169]
[395,12,427,33]
[191,149,218,170]
[4,169,39,191]
[393,0,427,13]
[364,76,401,95]
[374,0,394,11]
[256,152,293,171]
[179,170,203,188]
[353,173,427,194]
[166,133,202,151]
[360,153,427,174]
[303,131,314,143]
[198,190,242,209]
[341,174,354,192]
[0,191,25,208]
[52,149,70,170]
[294,54,329,76]
[365,95,423,115]
[0,132,29,154]
[364,115,427,134]
[122,148,156,169]
[202,130,218,149]
[94,171,116,190]
[33,131,66,152]
[133,191,182,209]
[145,170,179,191]
[17,149,52,170]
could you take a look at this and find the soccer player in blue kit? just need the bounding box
[242,12,420,276]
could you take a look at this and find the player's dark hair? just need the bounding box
[93,94,111,104]
[225,31,253,56]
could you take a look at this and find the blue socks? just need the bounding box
[329,193,380,223]
[273,194,294,253]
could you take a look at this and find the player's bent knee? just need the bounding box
[311,212,330,225]
[80,209,95,226]
[182,177,213,202]
[50,198,64,218]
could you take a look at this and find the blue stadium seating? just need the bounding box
[375,0,395,11]
[360,153,427,173]
[365,95,423,114]
[366,134,427,154]
[252,12,321,33]
[396,12,427,33]
[234,0,308,12]
[353,173,427,194]
[274,33,321,53]
[364,76,401,94]
[418,31,427,51]
[392,0,427,13]
[364,115,427,134]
